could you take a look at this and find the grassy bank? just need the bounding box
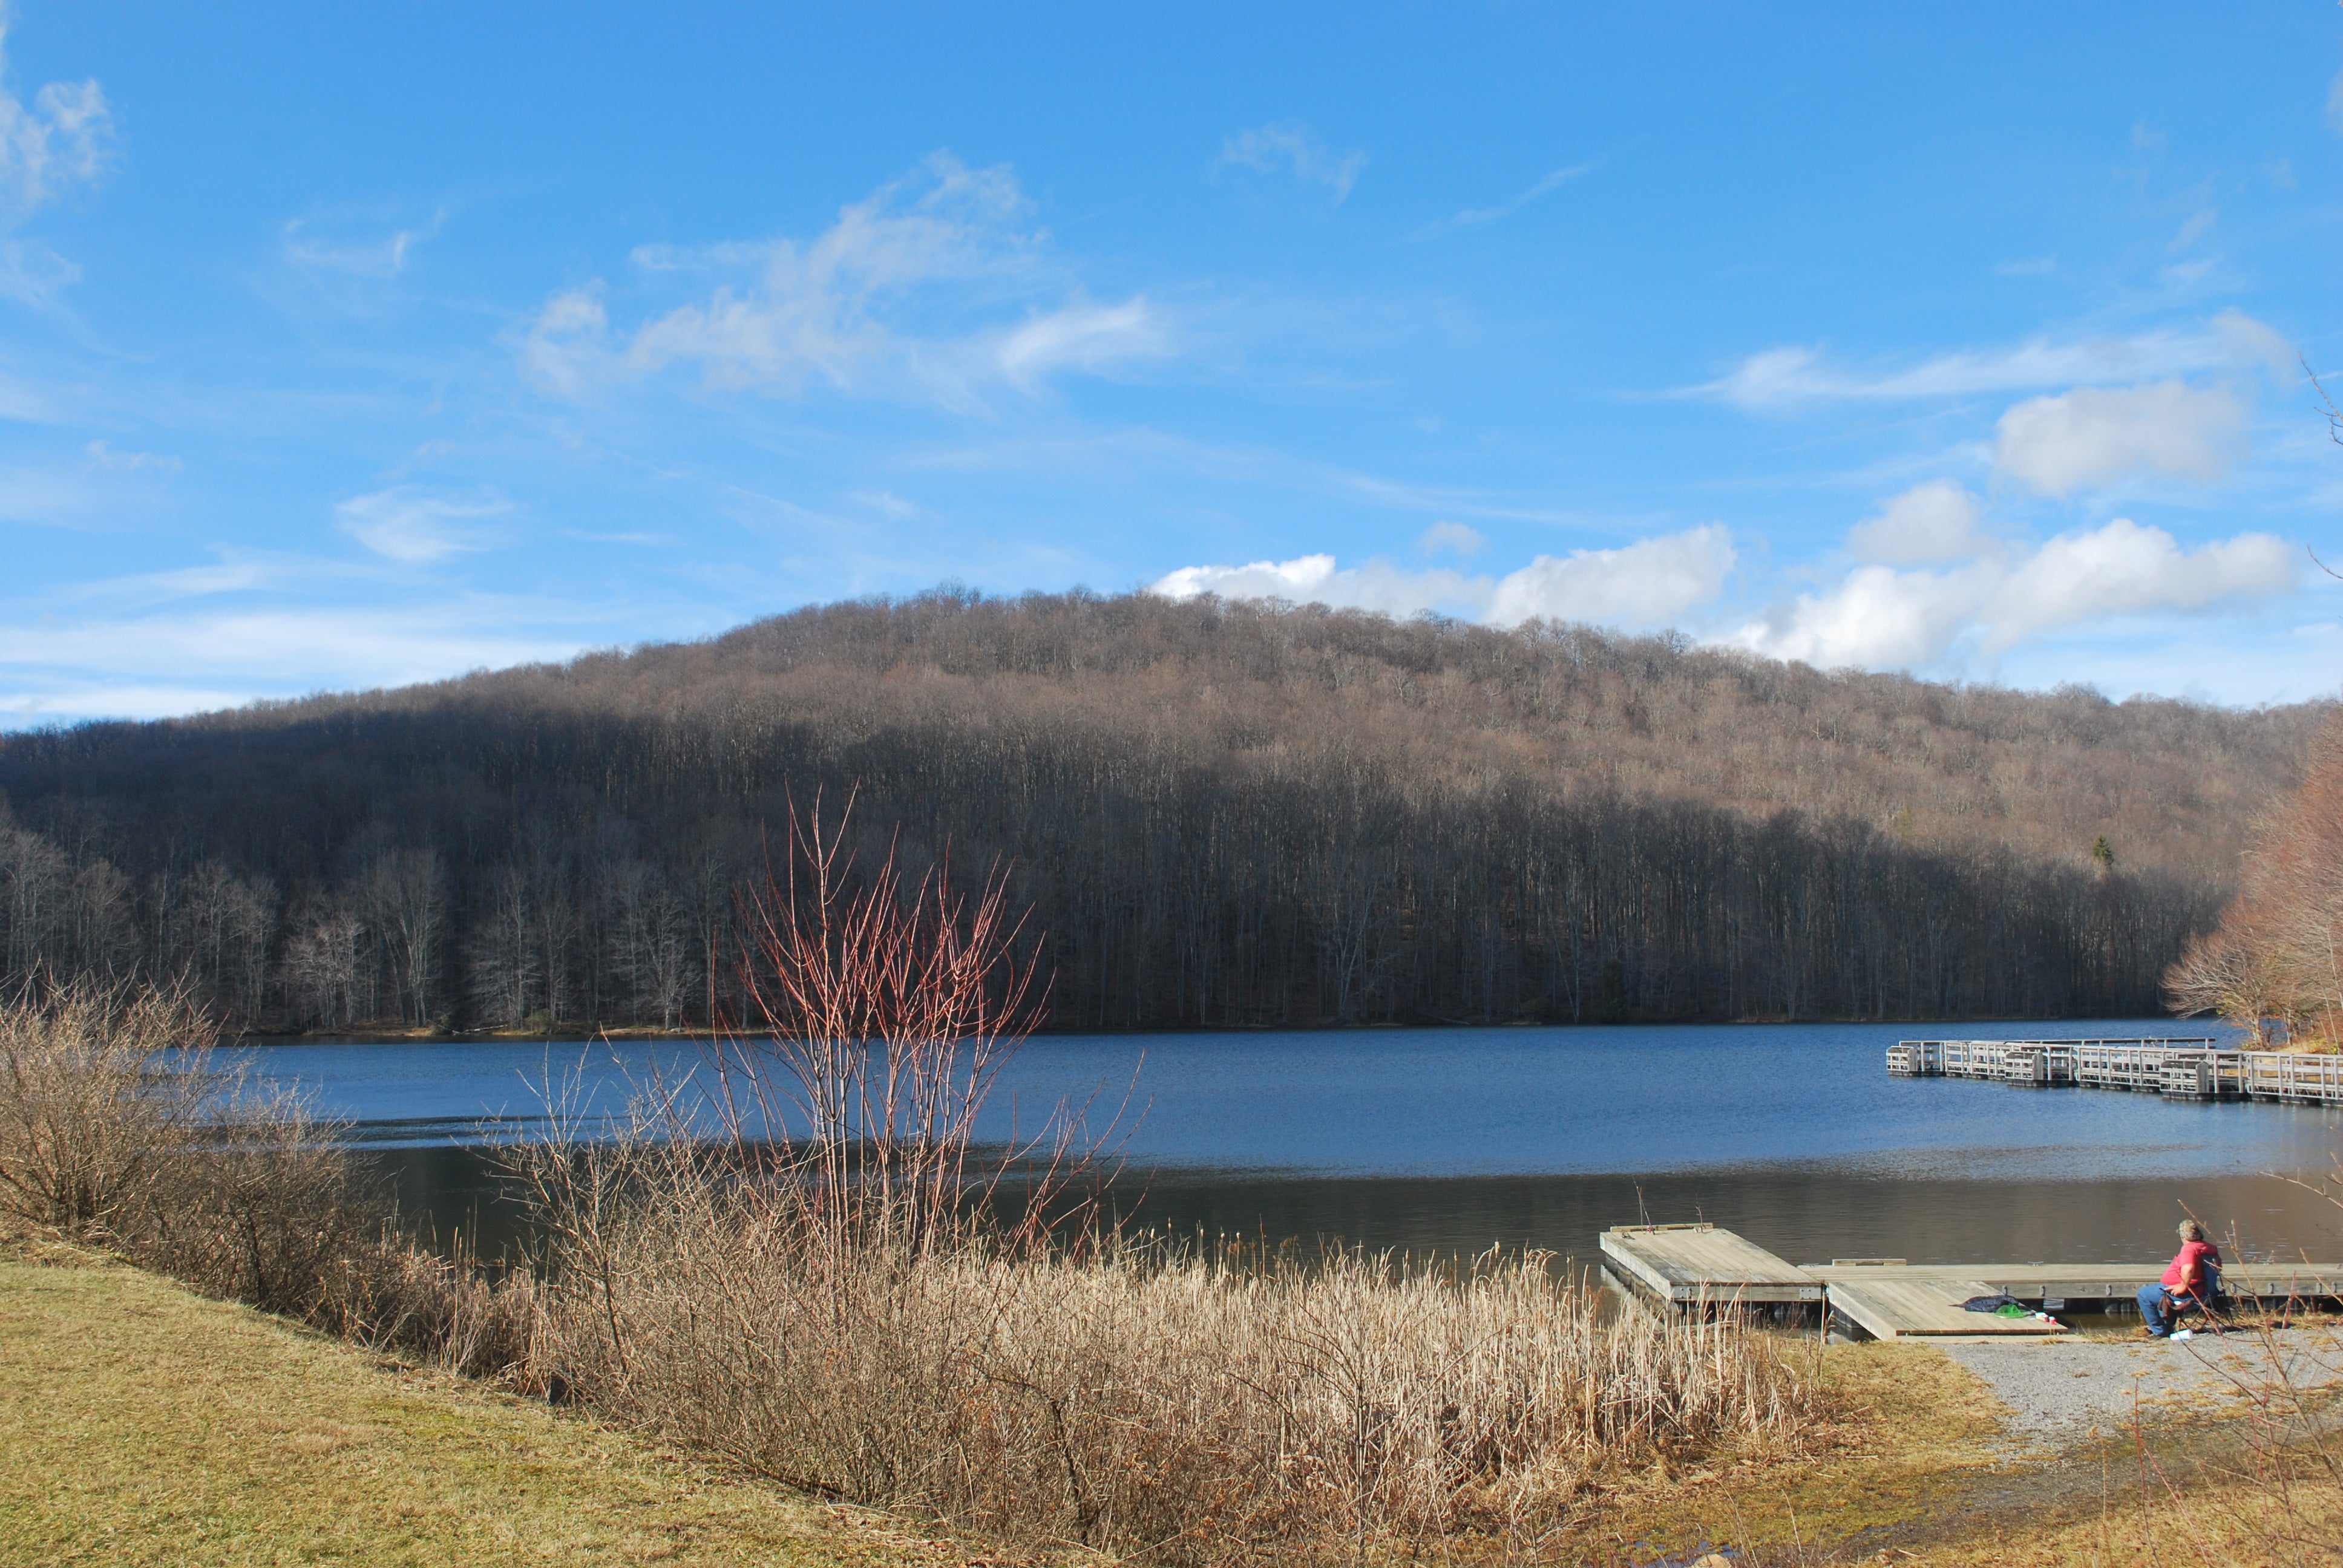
[0,1249,1014,1567]
[16,1247,2343,1567]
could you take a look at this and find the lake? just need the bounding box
[237,1018,2343,1269]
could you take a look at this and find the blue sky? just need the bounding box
[3,2,2342,724]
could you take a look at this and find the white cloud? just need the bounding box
[1148,525,1734,633]
[1219,122,1366,203]
[522,154,1166,407]
[519,287,609,399]
[1419,520,1484,557]
[992,298,1167,391]
[1728,518,2296,670]
[1149,554,1486,619]
[1484,526,1735,628]
[1985,518,2294,647]
[1728,564,1993,672]
[0,11,111,218]
[0,5,114,318]
[1691,310,2290,410]
[335,487,511,564]
[1846,481,1994,565]
[1992,380,2246,497]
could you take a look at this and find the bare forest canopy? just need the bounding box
[2166,710,2343,1044]
[0,589,2327,1033]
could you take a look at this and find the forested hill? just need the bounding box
[0,590,2326,1033]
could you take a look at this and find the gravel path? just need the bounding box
[1942,1329,2343,1449]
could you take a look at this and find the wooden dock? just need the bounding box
[1598,1223,1824,1308]
[1601,1224,2343,1340]
[1886,1036,2343,1105]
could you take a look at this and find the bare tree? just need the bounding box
[281,900,363,1030]
[359,847,442,1027]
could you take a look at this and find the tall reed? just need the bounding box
[525,1180,1810,1563]
[510,799,1818,1563]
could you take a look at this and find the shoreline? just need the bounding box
[8,1245,2330,1564]
[231,1011,2227,1047]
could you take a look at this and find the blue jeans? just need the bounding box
[2137,1282,2174,1334]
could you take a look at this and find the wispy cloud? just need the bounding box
[281,206,445,278]
[1414,165,1589,238]
[82,439,179,474]
[0,601,590,725]
[0,6,115,316]
[2169,207,2217,251]
[1218,122,1366,203]
[0,11,112,219]
[335,486,512,564]
[1418,520,1483,557]
[1687,310,2290,411]
[520,154,1169,410]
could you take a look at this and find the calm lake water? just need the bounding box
[237,1019,2343,1269]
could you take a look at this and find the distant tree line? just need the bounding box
[0,590,2324,1032]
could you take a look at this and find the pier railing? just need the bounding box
[1887,1036,2343,1103]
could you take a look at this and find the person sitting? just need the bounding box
[2137,1219,2223,1338]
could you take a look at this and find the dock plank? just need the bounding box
[1825,1275,2063,1339]
[1599,1224,1821,1305]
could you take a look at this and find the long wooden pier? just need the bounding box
[1600,1223,2343,1339]
[1886,1036,2343,1105]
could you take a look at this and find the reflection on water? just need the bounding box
[367,1151,2343,1274]
[255,1018,2343,1267]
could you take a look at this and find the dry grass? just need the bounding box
[0,978,534,1377]
[1587,1330,2343,1567]
[497,808,1825,1565]
[518,1143,1820,1566]
[0,1248,1010,1567]
[0,965,1820,1566]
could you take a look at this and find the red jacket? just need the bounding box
[2161,1238,2220,1295]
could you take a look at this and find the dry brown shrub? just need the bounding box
[0,978,535,1379]
[519,1151,1813,1565]
[507,802,1817,1563]
[0,981,217,1238]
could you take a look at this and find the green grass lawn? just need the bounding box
[0,1253,972,1567]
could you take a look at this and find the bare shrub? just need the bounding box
[714,791,1058,1257]
[0,981,218,1239]
[528,1191,1809,1563]
[0,978,536,1380]
[510,804,1816,1563]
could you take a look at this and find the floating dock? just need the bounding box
[1601,1224,2343,1340]
[1597,1223,1823,1309]
[1886,1036,2343,1105]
